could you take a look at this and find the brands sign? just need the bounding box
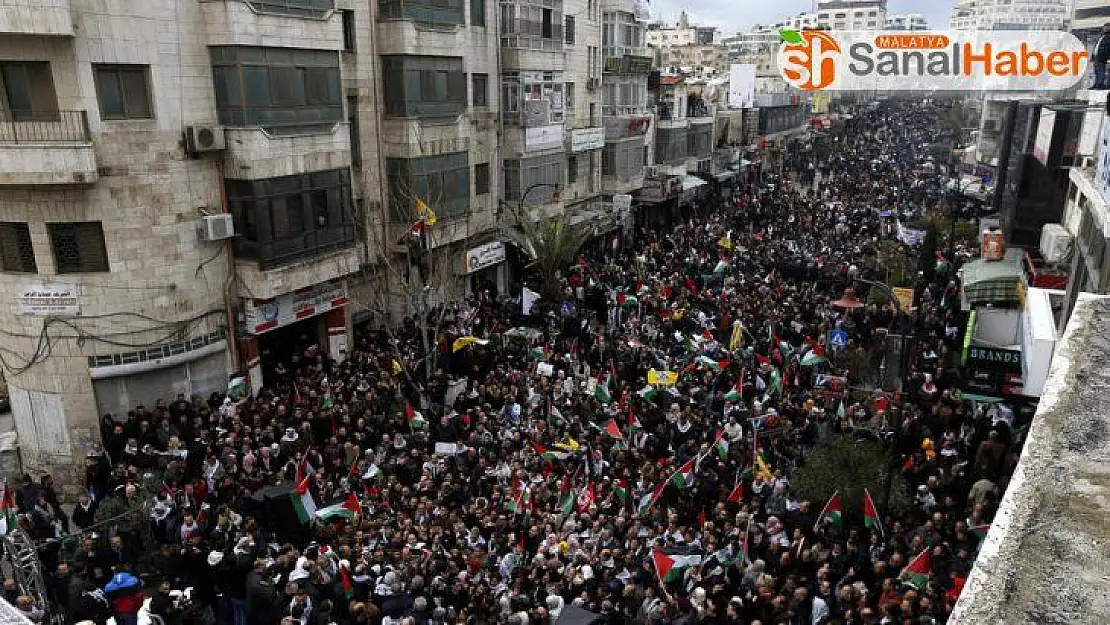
[462,241,506,274]
[244,280,348,334]
[966,345,1023,373]
[570,127,604,152]
[778,29,1088,91]
[16,282,79,316]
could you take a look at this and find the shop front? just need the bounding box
[635,175,683,229]
[463,240,508,298]
[240,279,350,391]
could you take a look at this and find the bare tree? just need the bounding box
[500,199,596,300]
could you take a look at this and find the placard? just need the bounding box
[244,280,348,334]
[570,127,604,152]
[17,282,79,316]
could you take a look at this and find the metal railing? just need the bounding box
[236,223,358,270]
[239,0,336,18]
[0,110,90,144]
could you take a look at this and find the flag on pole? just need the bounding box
[651,548,703,583]
[315,492,361,523]
[339,564,355,599]
[900,549,932,590]
[862,488,883,536]
[637,481,667,516]
[531,441,571,462]
[815,491,843,529]
[290,459,317,524]
[602,418,624,440]
[670,458,696,489]
[0,488,16,535]
[724,372,744,403]
[576,481,596,513]
[727,479,744,504]
[714,429,729,460]
[596,373,613,403]
[404,402,426,429]
[729,322,744,350]
[452,336,489,352]
[628,407,643,433]
[613,478,630,501]
[800,345,828,367]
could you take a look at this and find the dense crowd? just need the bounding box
[9,100,1025,625]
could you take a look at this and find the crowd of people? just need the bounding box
[9,99,1026,625]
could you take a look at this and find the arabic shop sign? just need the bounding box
[463,241,506,274]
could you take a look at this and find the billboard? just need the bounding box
[728,64,756,109]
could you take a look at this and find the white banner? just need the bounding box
[728,64,756,109]
[523,287,541,315]
[16,282,79,316]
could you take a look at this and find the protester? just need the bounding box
[2,100,1022,625]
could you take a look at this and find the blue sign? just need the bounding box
[561,301,576,317]
[829,330,848,350]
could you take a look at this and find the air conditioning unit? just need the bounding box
[644,165,658,178]
[522,99,551,128]
[198,214,235,241]
[186,125,226,154]
[586,77,602,90]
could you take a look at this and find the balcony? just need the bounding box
[0,0,73,36]
[223,122,351,180]
[201,0,344,50]
[0,110,97,185]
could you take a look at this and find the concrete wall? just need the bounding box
[950,293,1110,624]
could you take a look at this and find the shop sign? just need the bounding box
[570,127,604,152]
[525,124,565,152]
[244,280,348,335]
[463,241,506,274]
[16,282,79,316]
[625,55,653,74]
[966,346,1023,373]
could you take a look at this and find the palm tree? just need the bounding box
[501,203,596,300]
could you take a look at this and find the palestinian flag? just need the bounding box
[971,524,990,541]
[404,402,426,429]
[815,491,843,529]
[900,548,932,590]
[800,345,828,367]
[596,374,613,403]
[227,376,250,400]
[696,356,724,371]
[637,481,667,516]
[628,408,643,433]
[0,488,17,535]
[651,548,703,583]
[724,378,743,403]
[637,385,657,401]
[291,459,317,524]
[505,476,524,512]
[727,480,745,504]
[602,418,624,440]
[714,430,729,460]
[320,389,335,411]
[863,488,883,536]
[531,441,571,462]
[613,478,630,501]
[558,489,577,515]
[339,564,355,599]
[316,492,360,523]
[670,458,696,489]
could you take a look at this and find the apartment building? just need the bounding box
[885,13,928,31]
[950,0,1071,30]
[601,0,653,201]
[781,0,887,32]
[645,12,727,77]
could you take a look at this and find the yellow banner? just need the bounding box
[647,369,678,387]
[892,287,915,311]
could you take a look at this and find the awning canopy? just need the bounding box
[959,247,1024,308]
[681,176,708,192]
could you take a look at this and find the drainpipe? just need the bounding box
[215,160,240,371]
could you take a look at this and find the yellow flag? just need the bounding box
[416,198,437,227]
[717,234,732,250]
[729,323,743,351]
[555,437,580,452]
[391,360,403,375]
[452,336,489,352]
[755,455,774,482]
[671,309,686,320]
[647,369,678,387]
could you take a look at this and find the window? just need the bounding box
[387,153,471,221]
[93,64,153,120]
[542,8,553,38]
[471,73,488,108]
[244,0,334,17]
[226,169,356,269]
[347,95,362,168]
[601,137,645,179]
[568,155,578,184]
[471,0,485,26]
[48,222,109,273]
[500,0,563,50]
[655,127,687,165]
[342,10,357,52]
[380,0,465,23]
[503,154,564,204]
[0,61,58,120]
[0,222,36,273]
[565,82,574,115]
[565,15,575,44]
[475,163,490,195]
[381,55,466,119]
[501,71,564,124]
[210,47,342,133]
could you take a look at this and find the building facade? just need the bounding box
[950,0,1071,30]
[780,0,888,32]
[885,13,928,31]
[646,12,727,77]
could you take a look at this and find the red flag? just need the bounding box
[727,481,745,503]
[697,508,707,527]
[339,564,355,599]
[602,418,624,440]
[684,277,698,295]
[576,481,596,513]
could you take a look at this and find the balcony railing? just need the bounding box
[0,110,90,144]
[238,0,336,18]
[236,223,358,270]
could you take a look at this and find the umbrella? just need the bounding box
[104,572,139,594]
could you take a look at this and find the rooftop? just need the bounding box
[950,293,1110,624]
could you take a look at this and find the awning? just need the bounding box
[715,170,737,181]
[681,176,708,191]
